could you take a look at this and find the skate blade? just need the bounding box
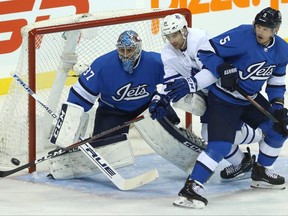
[173,196,206,209]
[221,171,251,182]
[251,180,286,190]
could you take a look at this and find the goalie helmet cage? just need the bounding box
[0,8,192,173]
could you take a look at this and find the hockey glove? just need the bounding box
[149,94,170,120]
[273,108,288,137]
[271,98,285,111]
[217,62,238,92]
[165,77,198,103]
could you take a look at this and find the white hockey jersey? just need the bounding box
[160,28,217,94]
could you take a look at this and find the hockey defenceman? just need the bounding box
[48,30,180,179]
[166,7,288,208]
[149,13,263,180]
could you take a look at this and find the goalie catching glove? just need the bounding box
[149,94,170,120]
[165,77,198,103]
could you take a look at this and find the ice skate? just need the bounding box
[173,178,208,209]
[220,147,255,181]
[251,162,285,190]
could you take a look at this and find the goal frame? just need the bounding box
[24,8,192,173]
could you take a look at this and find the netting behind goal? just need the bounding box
[0,8,191,172]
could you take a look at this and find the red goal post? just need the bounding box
[0,8,192,173]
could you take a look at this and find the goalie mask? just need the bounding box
[254,7,282,29]
[116,30,142,74]
[161,13,188,44]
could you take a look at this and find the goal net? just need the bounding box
[0,8,192,172]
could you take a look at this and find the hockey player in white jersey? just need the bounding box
[149,13,262,182]
[166,7,288,208]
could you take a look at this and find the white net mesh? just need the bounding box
[0,8,190,169]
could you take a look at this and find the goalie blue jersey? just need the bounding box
[67,50,164,112]
[198,24,288,105]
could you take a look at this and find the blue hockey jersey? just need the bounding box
[198,24,288,105]
[67,50,164,112]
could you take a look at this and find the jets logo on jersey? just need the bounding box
[112,83,149,101]
[239,61,276,81]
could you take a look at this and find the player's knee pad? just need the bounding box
[172,92,206,116]
[48,134,134,179]
[50,102,89,147]
[234,123,263,145]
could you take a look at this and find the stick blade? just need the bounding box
[119,169,159,190]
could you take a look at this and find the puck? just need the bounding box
[11,158,20,166]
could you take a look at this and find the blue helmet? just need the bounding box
[116,30,142,74]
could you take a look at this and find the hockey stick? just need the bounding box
[235,85,279,123]
[0,115,143,178]
[78,143,158,190]
[10,74,159,189]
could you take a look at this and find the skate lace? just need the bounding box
[265,168,279,179]
[225,164,241,175]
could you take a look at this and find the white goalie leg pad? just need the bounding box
[48,134,135,179]
[172,92,206,116]
[50,102,88,148]
[134,110,206,175]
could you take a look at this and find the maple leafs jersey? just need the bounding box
[67,50,164,112]
[198,24,288,105]
[160,27,217,94]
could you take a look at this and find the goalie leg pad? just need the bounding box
[134,110,206,175]
[48,134,135,179]
[50,102,88,147]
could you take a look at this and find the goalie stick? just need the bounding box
[0,115,143,177]
[7,74,159,190]
[78,143,158,190]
